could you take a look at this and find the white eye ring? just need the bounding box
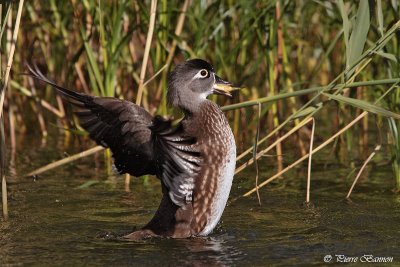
[193,69,209,80]
[199,69,208,77]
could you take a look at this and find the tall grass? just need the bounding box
[1,0,25,220]
[1,1,400,196]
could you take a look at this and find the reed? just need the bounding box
[1,113,7,220]
[243,82,400,197]
[135,0,157,105]
[306,118,315,203]
[347,145,381,198]
[0,1,399,199]
[0,0,24,220]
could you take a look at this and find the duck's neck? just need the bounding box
[172,90,209,114]
[181,100,227,139]
[178,96,206,115]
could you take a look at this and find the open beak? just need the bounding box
[213,75,235,97]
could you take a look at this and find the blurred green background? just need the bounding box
[1,0,400,190]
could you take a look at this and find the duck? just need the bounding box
[28,59,237,239]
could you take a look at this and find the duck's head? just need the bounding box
[167,59,234,113]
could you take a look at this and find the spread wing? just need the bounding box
[28,65,202,206]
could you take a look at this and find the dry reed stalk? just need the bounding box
[8,105,15,150]
[346,145,381,198]
[163,0,190,70]
[135,0,158,105]
[1,112,7,220]
[274,1,284,176]
[0,0,24,221]
[40,100,63,118]
[25,52,172,176]
[155,0,190,101]
[243,111,367,197]
[28,78,48,137]
[306,118,315,203]
[235,116,314,174]
[75,62,90,94]
[230,19,400,165]
[274,133,283,176]
[131,0,158,186]
[55,89,66,125]
[0,0,24,117]
[10,81,64,117]
[27,63,177,176]
[243,96,394,197]
[143,64,168,87]
[124,174,131,192]
[26,145,104,177]
[254,103,262,205]
[235,60,391,170]
[5,7,16,151]
[1,175,7,220]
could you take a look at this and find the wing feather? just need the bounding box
[28,64,202,206]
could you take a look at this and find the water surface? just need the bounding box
[1,134,399,266]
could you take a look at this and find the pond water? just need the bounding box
[1,133,399,266]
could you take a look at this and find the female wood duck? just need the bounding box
[28,59,236,239]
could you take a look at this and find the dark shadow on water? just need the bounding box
[173,234,245,266]
[94,230,245,266]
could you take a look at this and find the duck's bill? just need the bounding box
[213,75,236,97]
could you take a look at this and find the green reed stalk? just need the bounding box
[222,78,400,112]
[0,1,397,195]
[244,82,400,197]
[235,19,400,178]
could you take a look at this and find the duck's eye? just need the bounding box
[200,69,208,77]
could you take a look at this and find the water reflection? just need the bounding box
[97,231,245,266]
[176,234,245,266]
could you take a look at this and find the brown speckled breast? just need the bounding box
[183,100,236,235]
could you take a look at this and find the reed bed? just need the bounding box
[1,0,25,220]
[1,0,400,216]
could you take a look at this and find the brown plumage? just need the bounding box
[28,59,236,239]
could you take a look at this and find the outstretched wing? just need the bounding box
[150,116,201,205]
[28,65,202,206]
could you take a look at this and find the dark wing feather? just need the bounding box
[28,65,202,206]
[27,64,155,176]
[151,116,202,205]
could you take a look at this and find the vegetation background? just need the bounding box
[1,0,400,217]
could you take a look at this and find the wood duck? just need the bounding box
[28,59,236,239]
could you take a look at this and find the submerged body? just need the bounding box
[29,59,236,239]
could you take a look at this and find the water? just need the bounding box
[1,134,399,266]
